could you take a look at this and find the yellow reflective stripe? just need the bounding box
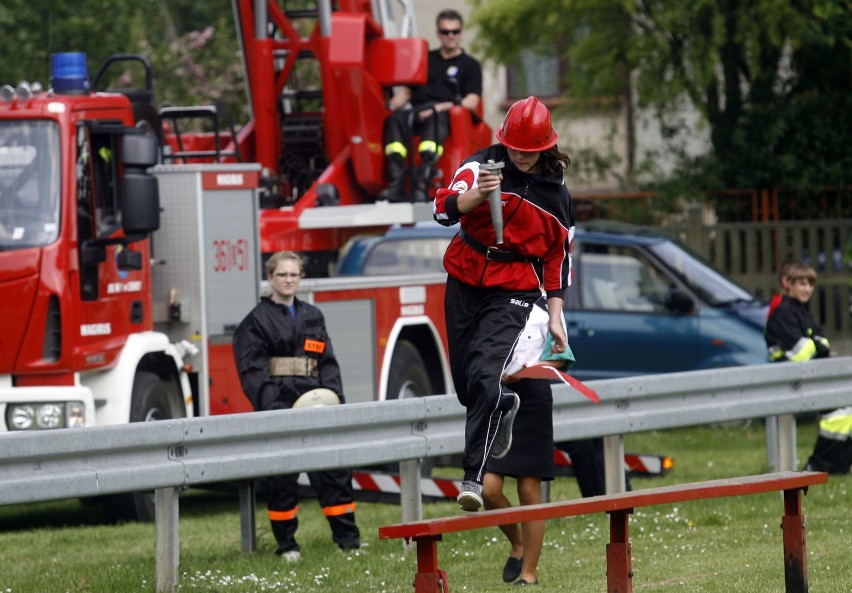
[786,337,817,362]
[269,506,298,521]
[818,407,852,440]
[322,502,356,517]
[385,142,408,158]
[417,141,443,157]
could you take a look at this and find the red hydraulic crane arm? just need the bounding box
[236,0,323,173]
[233,0,427,199]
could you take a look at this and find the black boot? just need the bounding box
[378,154,408,202]
[413,151,438,202]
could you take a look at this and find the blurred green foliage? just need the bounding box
[0,0,246,124]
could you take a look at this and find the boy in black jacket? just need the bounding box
[764,262,829,362]
[765,261,851,474]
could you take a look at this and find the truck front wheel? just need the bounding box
[385,341,439,476]
[103,372,176,523]
[386,340,433,400]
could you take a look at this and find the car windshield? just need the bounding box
[0,120,61,250]
[649,240,755,306]
[361,236,452,275]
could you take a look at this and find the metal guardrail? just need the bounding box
[1,358,850,592]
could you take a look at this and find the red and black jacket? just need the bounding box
[434,144,575,299]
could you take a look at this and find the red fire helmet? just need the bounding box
[495,96,558,152]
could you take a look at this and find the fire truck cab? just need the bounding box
[0,54,190,433]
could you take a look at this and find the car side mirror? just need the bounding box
[665,287,694,314]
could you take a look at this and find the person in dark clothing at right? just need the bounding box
[379,8,482,202]
[557,438,607,497]
[805,406,852,474]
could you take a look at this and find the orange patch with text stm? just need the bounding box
[304,339,326,354]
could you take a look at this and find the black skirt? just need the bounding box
[487,378,555,480]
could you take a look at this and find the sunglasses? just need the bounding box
[439,28,462,36]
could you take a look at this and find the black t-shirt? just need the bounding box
[411,49,483,105]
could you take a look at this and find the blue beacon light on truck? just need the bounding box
[51,52,90,95]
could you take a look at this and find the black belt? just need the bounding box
[458,228,540,264]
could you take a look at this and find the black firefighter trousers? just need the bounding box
[265,468,360,554]
[445,276,542,483]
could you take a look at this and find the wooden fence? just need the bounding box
[672,210,852,347]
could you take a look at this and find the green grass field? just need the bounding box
[1,420,849,593]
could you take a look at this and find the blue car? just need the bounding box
[565,223,768,380]
[335,220,768,380]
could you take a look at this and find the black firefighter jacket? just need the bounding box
[232,296,344,411]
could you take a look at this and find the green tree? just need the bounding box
[0,0,142,86]
[0,0,245,128]
[470,0,852,196]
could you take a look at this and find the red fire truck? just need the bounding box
[0,0,491,517]
[151,0,492,415]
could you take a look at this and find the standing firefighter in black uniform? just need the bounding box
[233,251,360,562]
[379,8,483,202]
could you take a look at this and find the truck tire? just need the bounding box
[102,372,176,523]
[385,341,438,476]
[386,340,433,400]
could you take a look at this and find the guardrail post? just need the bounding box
[778,414,798,472]
[540,480,551,503]
[155,486,180,593]
[399,458,423,549]
[766,415,780,470]
[239,481,257,553]
[604,435,626,494]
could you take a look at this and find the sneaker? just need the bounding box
[456,480,483,512]
[503,556,524,583]
[514,578,539,586]
[491,391,520,459]
[280,550,301,563]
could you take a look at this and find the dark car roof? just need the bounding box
[336,220,674,277]
[381,219,673,246]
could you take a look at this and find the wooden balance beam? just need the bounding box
[379,471,828,593]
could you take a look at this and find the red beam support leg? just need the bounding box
[782,488,809,593]
[412,536,449,593]
[607,509,634,593]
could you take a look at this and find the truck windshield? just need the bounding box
[649,240,755,306]
[0,121,61,249]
